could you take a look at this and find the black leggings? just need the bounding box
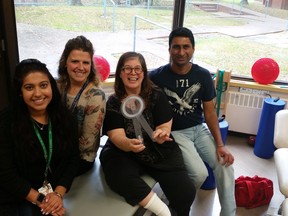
[75,159,94,177]
[100,148,196,216]
[0,202,43,216]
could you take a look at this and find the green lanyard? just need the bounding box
[32,119,53,180]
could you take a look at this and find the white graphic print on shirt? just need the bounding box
[163,82,201,115]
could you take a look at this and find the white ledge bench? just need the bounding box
[64,136,158,216]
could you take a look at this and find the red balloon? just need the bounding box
[251,58,280,84]
[93,55,110,81]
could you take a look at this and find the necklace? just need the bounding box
[31,119,45,130]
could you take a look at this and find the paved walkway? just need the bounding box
[197,2,288,37]
[16,4,288,78]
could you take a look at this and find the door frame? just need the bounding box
[0,0,19,110]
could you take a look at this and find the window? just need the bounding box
[14,0,288,82]
[183,1,288,82]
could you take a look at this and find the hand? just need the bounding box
[39,192,64,215]
[128,138,146,153]
[152,129,173,144]
[217,146,234,167]
[50,207,65,216]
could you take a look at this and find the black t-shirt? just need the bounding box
[149,63,216,130]
[102,88,185,170]
[103,88,172,140]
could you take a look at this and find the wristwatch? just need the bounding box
[33,193,45,205]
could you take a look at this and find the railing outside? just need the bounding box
[133,15,170,51]
[104,0,116,32]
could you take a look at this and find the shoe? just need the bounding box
[168,206,178,216]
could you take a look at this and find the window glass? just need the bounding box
[183,0,288,82]
[14,0,174,78]
[14,0,288,82]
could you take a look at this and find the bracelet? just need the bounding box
[54,191,63,199]
[217,145,224,148]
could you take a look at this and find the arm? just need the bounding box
[151,89,173,144]
[24,187,65,216]
[153,119,173,144]
[1,110,68,216]
[0,111,66,216]
[108,119,173,148]
[103,95,145,153]
[203,100,224,147]
[53,112,80,190]
[203,100,234,166]
[81,88,106,156]
[38,186,66,216]
[107,128,145,153]
[38,113,80,216]
[25,188,41,204]
[0,112,33,202]
[104,95,145,153]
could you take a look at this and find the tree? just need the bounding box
[70,0,83,6]
[240,0,249,6]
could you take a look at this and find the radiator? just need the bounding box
[225,87,288,135]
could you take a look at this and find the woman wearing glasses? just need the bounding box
[100,52,196,216]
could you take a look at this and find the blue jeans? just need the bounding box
[171,124,236,216]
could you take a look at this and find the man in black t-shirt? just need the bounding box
[149,27,236,216]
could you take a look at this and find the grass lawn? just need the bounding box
[14,1,288,81]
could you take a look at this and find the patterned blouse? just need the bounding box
[66,85,106,162]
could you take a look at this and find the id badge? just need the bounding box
[38,183,53,196]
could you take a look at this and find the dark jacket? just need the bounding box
[0,108,80,205]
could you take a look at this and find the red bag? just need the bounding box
[235,175,273,208]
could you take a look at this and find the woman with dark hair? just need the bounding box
[0,59,80,216]
[100,52,196,216]
[57,35,106,176]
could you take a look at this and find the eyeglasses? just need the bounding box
[121,66,143,74]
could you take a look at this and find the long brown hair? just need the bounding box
[114,52,155,106]
[57,35,100,92]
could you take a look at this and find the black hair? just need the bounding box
[13,59,61,116]
[11,59,76,158]
[169,27,195,48]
